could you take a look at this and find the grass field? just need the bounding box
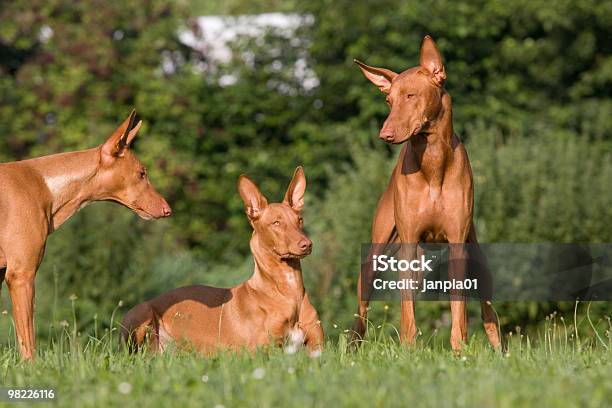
[1,310,610,408]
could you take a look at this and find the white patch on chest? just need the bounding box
[283,327,305,355]
[285,272,297,288]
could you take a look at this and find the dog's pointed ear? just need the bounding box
[419,35,446,87]
[238,175,268,221]
[283,166,306,213]
[126,120,143,146]
[102,109,136,159]
[354,59,397,94]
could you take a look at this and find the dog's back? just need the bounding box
[121,285,232,352]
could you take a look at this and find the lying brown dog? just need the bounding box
[121,167,324,355]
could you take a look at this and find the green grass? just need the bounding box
[1,310,610,408]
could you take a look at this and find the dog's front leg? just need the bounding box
[3,228,47,360]
[447,241,469,351]
[398,243,419,345]
[298,294,324,356]
[6,263,38,360]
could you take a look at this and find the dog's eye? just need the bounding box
[298,217,304,225]
[139,168,147,179]
[273,220,281,226]
[406,93,415,99]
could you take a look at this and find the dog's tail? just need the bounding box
[120,301,159,353]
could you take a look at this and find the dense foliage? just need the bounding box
[0,0,610,338]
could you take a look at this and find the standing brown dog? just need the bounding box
[121,167,324,355]
[351,36,500,350]
[0,110,172,359]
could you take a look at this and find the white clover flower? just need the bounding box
[252,368,266,380]
[117,382,132,394]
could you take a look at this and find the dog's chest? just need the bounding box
[394,171,470,242]
[258,298,301,345]
[283,326,306,354]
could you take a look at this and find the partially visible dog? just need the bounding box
[0,110,171,359]
[121,167,324,355]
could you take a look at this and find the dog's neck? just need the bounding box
[421,91,454,142]
[246,233,305,301]
[24,148,103,231]
[404,92,455,188]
